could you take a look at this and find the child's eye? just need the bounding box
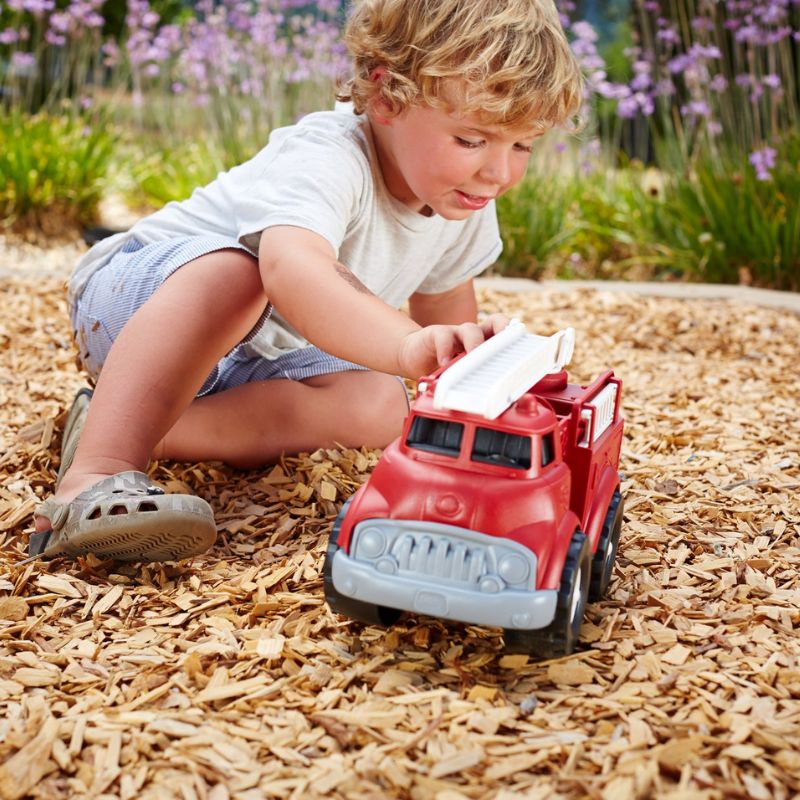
[455,136,484,149]
[514,143,534,153]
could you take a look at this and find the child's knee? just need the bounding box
[357,372,408,444]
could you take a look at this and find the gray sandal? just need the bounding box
[30,471,217,562]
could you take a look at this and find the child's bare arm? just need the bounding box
[258,226,500,378]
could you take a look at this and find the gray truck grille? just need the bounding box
[350,520,536,591]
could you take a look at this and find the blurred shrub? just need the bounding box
[495,132,799,290]
[495,171,579,279]
[0,110,116,234]
[649,133,800,290]
[127,140,226,208]
[495,149,674,282]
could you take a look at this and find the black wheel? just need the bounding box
[589,489,623,601]
[503,530,591,658]
[323,499,402,627]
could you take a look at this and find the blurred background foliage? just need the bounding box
[0,0,798,290]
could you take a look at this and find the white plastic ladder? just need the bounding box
[433,321,576,419]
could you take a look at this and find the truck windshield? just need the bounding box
[406,415,464,457]
[471,427,532,470]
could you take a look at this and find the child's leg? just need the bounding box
[154,369,409,469]
[43,248,268,522]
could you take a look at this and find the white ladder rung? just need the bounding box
[433,322,575,419]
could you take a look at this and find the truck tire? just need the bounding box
[589,489,623,601]
[323,499,402,627]
[503,530,591,658]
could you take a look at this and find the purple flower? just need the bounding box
[749,146,777,181]
[67,0,105,28]
[756,3,787,25]
[0,28,19,44]
[681,100,711,118]
[21,0,54,15]
[11,51,36,69]
[654,78,675,97]
[49,12,70,32]
[691,16,715,32]
[691,44,721,60]
[595,80,629,100]
[617,96,640,119]
[762,74,781,89]
[570,21,598,42]
[102,40,120,67]
[709,74,728,92]
[668,54,692,74]
[657,27,680,44]
[735,24,762,43]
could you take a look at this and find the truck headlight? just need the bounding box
[357,527,386,559]
[498,553,529,585]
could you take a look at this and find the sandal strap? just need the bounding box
[34,497,70,531]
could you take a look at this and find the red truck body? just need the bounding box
[324,331,624,656]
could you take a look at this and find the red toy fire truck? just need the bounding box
[323,322,624,657]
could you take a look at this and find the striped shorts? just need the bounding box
[71,235,368,396]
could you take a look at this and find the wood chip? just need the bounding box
[547,660,596,685]
[0,597,28,621]
[2,273,800,799]
[0,715,59,800]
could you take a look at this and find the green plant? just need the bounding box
[495,152,677,282]
[127,140,229,208]
[495,170,580,279]
[0,109,116,233]
[645,134,800,290]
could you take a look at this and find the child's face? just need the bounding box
[371,98,541,220]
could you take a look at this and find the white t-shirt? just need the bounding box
[69,108,502,360]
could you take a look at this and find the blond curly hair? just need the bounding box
[338,0,583,131]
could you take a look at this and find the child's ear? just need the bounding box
[367,66,399,125]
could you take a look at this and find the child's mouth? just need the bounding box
[454,190,491,210]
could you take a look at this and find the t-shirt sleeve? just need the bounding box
[414,203,503,295]
[231,128,366,256]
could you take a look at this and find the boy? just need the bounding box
[31,0,583,562]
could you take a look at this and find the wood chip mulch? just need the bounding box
[1,273,798,800]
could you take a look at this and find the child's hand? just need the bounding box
[479,313,511,340]
[397,314,510,379]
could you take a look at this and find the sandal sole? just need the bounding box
[47,508,217,562]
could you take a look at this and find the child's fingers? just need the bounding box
[433,323,484,366]
[479,313,511,337]
[458,322,487,353]
[432,327,459,366]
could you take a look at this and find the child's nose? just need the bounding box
[479,153,512,186]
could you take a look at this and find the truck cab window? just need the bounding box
[541,432,555,467]
[406,416,464,457]
[472,427,532,470]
